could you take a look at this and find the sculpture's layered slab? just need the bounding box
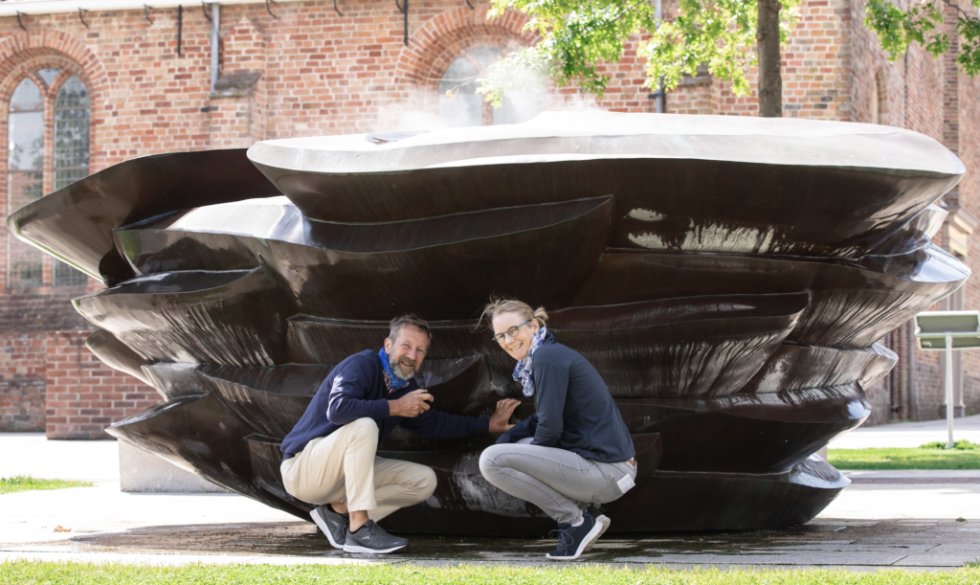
[7,112,970,534]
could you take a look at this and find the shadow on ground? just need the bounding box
[67,519,980,569]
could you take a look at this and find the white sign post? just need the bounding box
[914,310,980,449]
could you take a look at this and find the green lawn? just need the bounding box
[0,475,93,495]
[1,561,979,585]
[829,440,980,470]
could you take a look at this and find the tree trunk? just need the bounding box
[757,0,783,117]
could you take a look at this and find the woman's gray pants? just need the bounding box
[478,443,637,525]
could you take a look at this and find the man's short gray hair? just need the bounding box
[388,314,432,343]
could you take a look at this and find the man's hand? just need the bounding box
[389,389,434,418]
[488,398,521,433]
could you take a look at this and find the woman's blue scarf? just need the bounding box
[512,327,548,397]
[379,348,411,392]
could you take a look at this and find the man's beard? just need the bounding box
[388,354,417,381]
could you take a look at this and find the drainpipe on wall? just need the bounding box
[653,0,664,113]
[901,47,914,422]
[906,320,916,420]
[211,3,220,92]
[887,330,897,420]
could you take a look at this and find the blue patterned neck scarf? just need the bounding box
[379,348,411,393]
[512,326,548,397]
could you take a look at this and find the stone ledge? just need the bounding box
[209,71,262,100]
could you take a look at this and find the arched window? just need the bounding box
[438,47,539,128]
[54,76,90,190]
[52,76,90,287]
[7,77,45,289]
[5,70,90,289]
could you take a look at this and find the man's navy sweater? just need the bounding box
[281,349,490,459]
[496,332,634,463]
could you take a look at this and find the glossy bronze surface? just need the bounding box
[248,113,963,258]
[7,112,970,535]
[6,149,280,286]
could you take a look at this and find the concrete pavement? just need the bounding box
[1,416,979,570]
[1,480,978,570]
[4,514,979,571]
[1,432,119,483]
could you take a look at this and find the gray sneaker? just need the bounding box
[310,504,348,549]
[343,520,408,554]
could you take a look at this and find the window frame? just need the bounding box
[3,66,93,291]
[436,44,541,128]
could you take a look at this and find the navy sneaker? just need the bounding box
[584,506,610,551]
[343,520,408,554]
[310,504,348,549]
[546,512,602,560]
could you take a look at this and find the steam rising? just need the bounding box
[375,50,602,133]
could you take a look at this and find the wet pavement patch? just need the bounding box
[54,518,980,569]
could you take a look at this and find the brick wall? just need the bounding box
[863,381,891,427]
[0,279,159,438]
[0,285,159,438]
[1,291,84,432]
[0,0,965,150]
[0,328,159,439]
[955,56,980,418]
[0,332,45,431]
[0,0,922,143]
[913,358,944,421]
[44,331,158,440]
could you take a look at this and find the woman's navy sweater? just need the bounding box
[496,332,635,463]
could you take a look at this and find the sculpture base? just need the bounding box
[119,441,228,493]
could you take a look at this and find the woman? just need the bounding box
[478,299,636,560]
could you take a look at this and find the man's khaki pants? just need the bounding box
[280,417,437,520]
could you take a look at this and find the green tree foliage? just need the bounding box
[481,0,980,111]
[864,0,980,76]
[480,0,801,105]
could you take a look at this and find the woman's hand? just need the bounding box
[488,398,521,433]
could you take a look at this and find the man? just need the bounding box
[280,314,519,554]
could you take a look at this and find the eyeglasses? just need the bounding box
[492,320,531,343]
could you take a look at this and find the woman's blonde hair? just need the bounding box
[480,298,549,328]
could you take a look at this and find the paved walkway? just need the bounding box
[829,414,980,449]
[3,514,977,571]
[1,481,977,570]
[1,416,979,570]
[2,433,119,482]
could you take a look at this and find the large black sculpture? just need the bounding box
[8,112,969,534]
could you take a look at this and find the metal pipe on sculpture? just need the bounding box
[6,113,971,535]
